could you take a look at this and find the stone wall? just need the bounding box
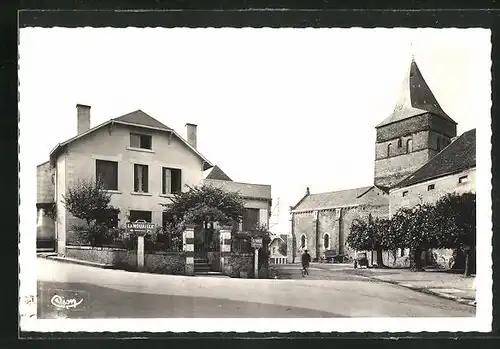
[36,162,55,204]
[376,113,456,142]
[224,253,254,278]
[65,246,186,275]
[374,113,457,189]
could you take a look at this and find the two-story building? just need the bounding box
[36,104,273,263]
[38,104,213,255]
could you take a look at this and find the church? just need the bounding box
[288,57,476,266]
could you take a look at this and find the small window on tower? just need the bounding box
[406,139,413,153]
[387,143,392,157]
[398,139,402,148]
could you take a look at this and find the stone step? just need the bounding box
[195,271,227,277]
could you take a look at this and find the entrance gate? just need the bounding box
[194,227,221,272]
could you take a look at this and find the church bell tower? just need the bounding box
[374,57,457,190]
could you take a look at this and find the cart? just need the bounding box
[353,252,369,269]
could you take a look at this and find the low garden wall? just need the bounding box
[224,253,254,278]
[65,245,186,275]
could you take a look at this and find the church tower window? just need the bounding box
[300,234,306,249]
[406,139,413,153]
[323,234,330,250]
[387,143,392,157]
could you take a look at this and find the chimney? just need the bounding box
[76,104,91,135]
[306,187,310,195]
[185,123,197,149]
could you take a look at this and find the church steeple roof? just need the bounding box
[376,58,457,128]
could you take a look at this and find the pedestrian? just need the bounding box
[301,249,311,277]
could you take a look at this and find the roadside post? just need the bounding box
[251,237,263,279]
[126,220,155,272]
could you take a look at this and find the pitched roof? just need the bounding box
[293,186,374,211]
[114,110,173,131]
[269,235,287,245]
[393,128,476,189]
[49,108,213,170]
[204,178,271,200]
[206,165,233,181]
[377,58,456,128]
[279,234,289,243]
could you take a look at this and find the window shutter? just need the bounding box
[134,164,139,192]
[142,165,149,192]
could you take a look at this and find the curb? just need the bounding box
[38,254,114,269]
[352,271,476,307]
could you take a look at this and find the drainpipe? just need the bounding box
[314,210,320,261]
[338,208,343,255]
[290,210,295,263]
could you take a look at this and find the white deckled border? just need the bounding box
[19,27,492,333]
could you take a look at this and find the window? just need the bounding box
[387,143,392,156]
[96,159,118,190]
[162,167,182,194]
[129,210,152,223]
[398,138,402,148]
[242,208,260,231]
[402,191,408,197]
[133,164,149,193]
[406,139,413,153]
[130,133,152,150]
[272,247,276,254]
[459,175,468,184]
[324,234,330,250]
[428,184,435,191]
[400,248,405,257]
[300,234,306,249]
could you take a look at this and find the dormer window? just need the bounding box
[130,133,152,150]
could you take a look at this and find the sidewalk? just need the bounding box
[348,267,476,307]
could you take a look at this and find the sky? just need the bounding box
[19,27,491,235]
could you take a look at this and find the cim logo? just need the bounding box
[47,289,89,312]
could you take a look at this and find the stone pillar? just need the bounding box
[183,224,195,276]
[137,233,146,272]
[220,226,232,275]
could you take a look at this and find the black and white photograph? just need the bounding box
[18,26,492,332]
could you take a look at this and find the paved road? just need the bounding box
[37,258,475,318]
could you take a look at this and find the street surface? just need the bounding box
[37,258,475,318]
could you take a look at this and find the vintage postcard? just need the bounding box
[19,26,492,333]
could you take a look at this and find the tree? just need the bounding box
[432,193,476,276]
[62,177,120,245]
[346,217,373,252]
[346,215,389,267]
[161,184,246,229]
[392,204,436,271]
[62,177,120,228]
